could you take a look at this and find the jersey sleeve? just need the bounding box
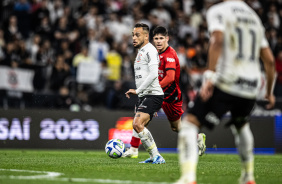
[147,49,160,67]
[206,5,225,33]
[260,27,269,49]
[164,53,177,71]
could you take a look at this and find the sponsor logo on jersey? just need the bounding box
[135,67,141,70]
[135,75,142,79]
[167,57,175,62]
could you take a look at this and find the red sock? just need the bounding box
[130,136,141,148]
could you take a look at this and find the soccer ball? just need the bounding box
[105,139,125,159]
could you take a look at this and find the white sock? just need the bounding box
[231,123,254,180]
[178,120,199,182]
[132,129,139,138]
[130,130,138,152]
[138,128,159,159]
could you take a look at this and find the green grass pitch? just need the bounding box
[0,149,282,184]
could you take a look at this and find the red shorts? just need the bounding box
[161,100,184,122]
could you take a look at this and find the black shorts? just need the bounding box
[188,87,256,130]
[136,95,164,121]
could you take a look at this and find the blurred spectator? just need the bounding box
[16,40,32,68]
[267,3,280,29]
[105,42,122,83]
[35,16,53,41]
[83,5,98,30]
[32,0,50,31]
[75,0,91,18]
[4,15,22,42]
[1,41,19,68]
[190,5,203,30]
[57,40,73,67]
[49,0,64,24]
[105,12,131,44]
[0,0,15,27]
[55,86,76,109]
[13,0,31,39]
[0,29,6,48]
[274,35,282,57]
[150,3,171,27]
[30,0,41,14]
[53,16,70,49]
[121,54,134,82]
[87,29,109,63]
[27,34,41,64]
[275,50,282,97]
[50,55,70,92]
[75,16,88,44]
[106,80,125,109]
[178,15,197,41]
[72,45,93,68]
[36,39,55,66]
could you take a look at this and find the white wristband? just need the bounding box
[203,70,217,84]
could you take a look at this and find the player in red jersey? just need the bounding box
[123,26,206,159]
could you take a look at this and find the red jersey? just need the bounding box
[158,46,182,103]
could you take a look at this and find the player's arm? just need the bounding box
[200,31,223,101]
[135,51,159,94]
[260,47,276,109]
[200,6,224,101]
[207,31,223,71]
[159,69,175,88]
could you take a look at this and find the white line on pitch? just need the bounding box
[0,168,210,184]
[0,168,62,179]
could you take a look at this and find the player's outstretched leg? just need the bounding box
[231,124,256,184]
[174,120,198,184]
[122,130,140,158]
[138,127,165,164]
[198,133,206,156]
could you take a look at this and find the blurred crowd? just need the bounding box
[0,0,281,111]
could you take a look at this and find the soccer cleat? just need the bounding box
[152,155,166,164]
[122,147,138,158]
[198,133,206,156]
[239,180,256,184]
[174,177,196,184]
[239,173,256,184]
[245,181,256,184]
[139,158,153,163]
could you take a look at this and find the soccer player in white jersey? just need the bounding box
[175,1,276,184]
[125,23,165,164]
[123,26,206,159]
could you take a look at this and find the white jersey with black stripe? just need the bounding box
[207,1,269,99]
[134,43,163,97]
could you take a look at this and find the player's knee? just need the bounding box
[133,121,144,133]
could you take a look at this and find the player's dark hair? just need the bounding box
[153,26,168,37]
[134,23,149,33]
